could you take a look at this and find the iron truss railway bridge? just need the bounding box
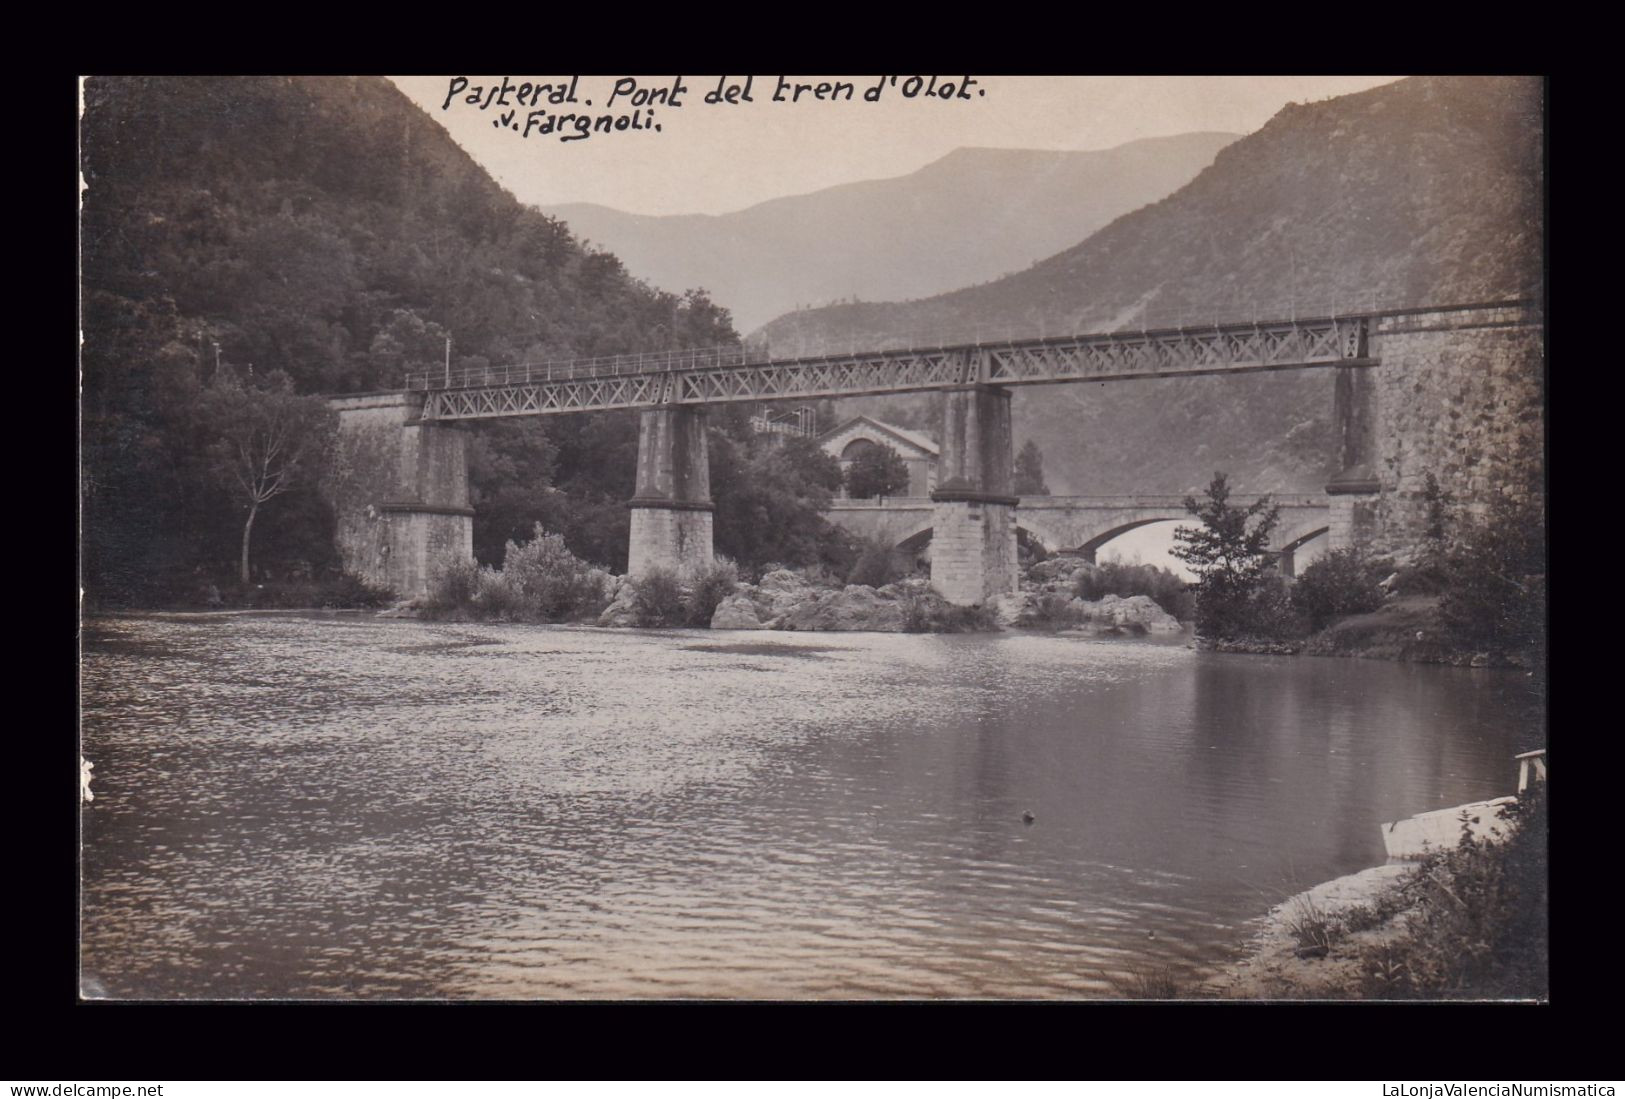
[406,312,1375,421]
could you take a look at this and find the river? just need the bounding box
[78,613,1543,999]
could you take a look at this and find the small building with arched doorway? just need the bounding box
[816,416,939,498]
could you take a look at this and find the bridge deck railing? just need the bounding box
[404,300,1540,397]
[826,494,1332,509]
[405,345,755,391]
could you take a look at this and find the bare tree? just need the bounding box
[197,367,337,584]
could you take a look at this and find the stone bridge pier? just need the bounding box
[931,385,1019,605]
[325,393,475,600]
[627,405,714,576]
[1326,353,1381,551]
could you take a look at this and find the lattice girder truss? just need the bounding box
[418,316,1372,421]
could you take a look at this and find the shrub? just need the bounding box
[684,557,741,626]
[502,524,610,621]
[1027,592,1084,631]
[1109,965,1183,999]
[1249,577,1311,640]
[423,527,609,623]
[630,566,688,628]
[471,567,530,621]
[423,559,483,616]
[1439,495,1545,658]
[321,571,395,608]
[1284,894,1335,953]
[1074,561,1195,621]
[1290,548,1387,630]
[1354,785,1547,999]
[1190,574,1308,641]
[846,535,912,589]
[899,589,1000,633]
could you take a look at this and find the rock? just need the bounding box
[710,593,765,630]
[595,584,640,627]
[781,584,906,632]
[1071,594,1182,634]
[749,569,823,621]
[1027,556,1090,584]
[990,591,1034,627]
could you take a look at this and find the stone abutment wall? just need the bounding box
[323,393,474,600]
[1369,303,1544,554]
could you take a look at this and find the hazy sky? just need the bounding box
[390,75,1403,217]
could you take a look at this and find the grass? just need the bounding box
[1283,894,1335,953]
[1240,786,1548,1000]
[1351,785,1547,999]
[1105,965,1185,999]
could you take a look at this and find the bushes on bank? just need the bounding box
[1026,591,1086,631]
[424,525,610,623]
[180,570,394,610]
[1074,561,1194,621]
[1290,548,1387,630]
[685,558,741,626]
[1356,785,1547,999]
[899,589,999,633]
[1437,496,1546,659]
[502,526,611,621]
[846,535,914,589]
[630,566,687,627]
[629,558,741,627]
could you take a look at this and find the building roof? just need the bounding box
[817,416,940,458]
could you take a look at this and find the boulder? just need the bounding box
[749,569,824,621]
[990,591,1034,627]
[710,593,766,630]
[595,584,641,628]
[781,584,906,632]
[1076,593,1183,633]
[1027,556,1090,584]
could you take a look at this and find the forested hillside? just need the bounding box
[81,76,748,602]
[764,76,1543,495]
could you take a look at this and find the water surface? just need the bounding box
[79,614,1542,998]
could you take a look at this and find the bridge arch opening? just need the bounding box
[1275,525,1330,579]
[887,522,1059,568]
[1080,518,1197,573]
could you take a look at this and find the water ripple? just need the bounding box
[80,614,1540,999]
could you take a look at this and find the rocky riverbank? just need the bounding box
[588,561,1189,635]
[1200,864,1414,999]
[1300,594,1535,668]
[1201,785,1547,1000]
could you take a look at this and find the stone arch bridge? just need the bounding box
[321,301,1541,606]
[826,494,1333,577]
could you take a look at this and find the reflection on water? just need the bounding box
[79,614,1542,999]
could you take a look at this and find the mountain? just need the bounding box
[758,76,1542,495]
[545,134,1239,332]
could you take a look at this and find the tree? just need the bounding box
[1439,493,1545,659]
[196,367,337,583]
[844,443,911,499]
[1013,440,1050,495]
[1171,472,1283,638]
[711,434,850,573]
